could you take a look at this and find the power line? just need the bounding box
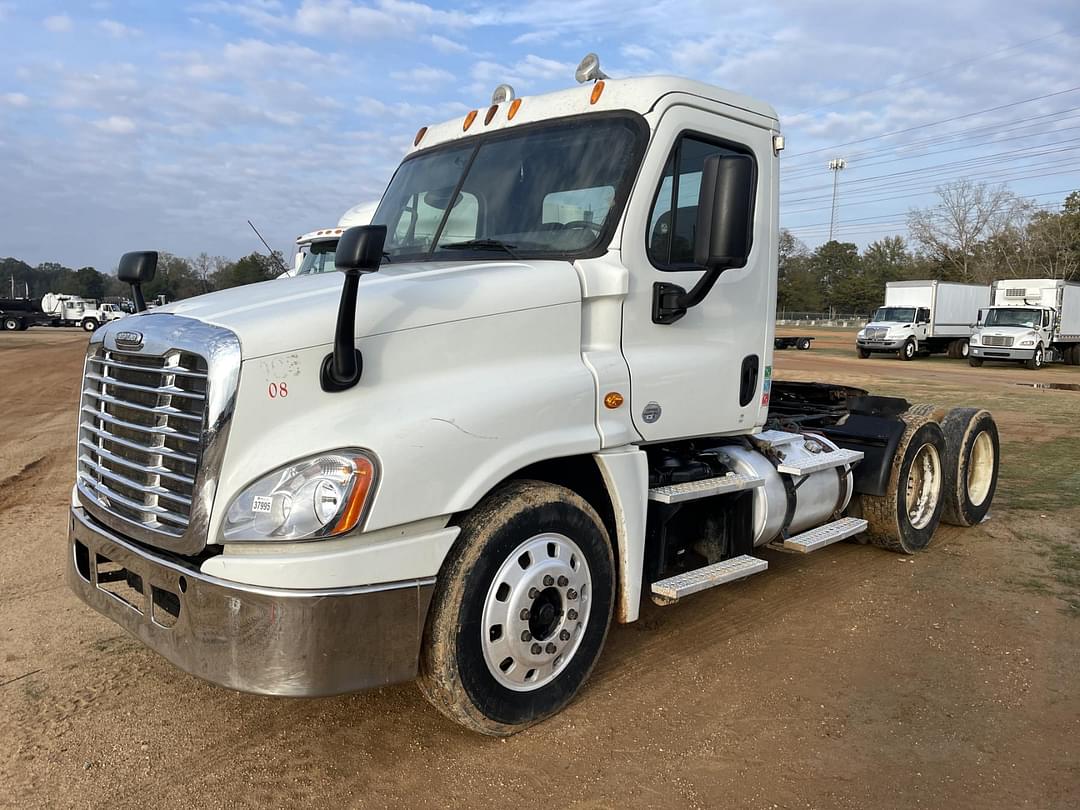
[782,85,1080,160]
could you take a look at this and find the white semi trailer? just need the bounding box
[969,278,1080,369]
[856,280,989,360]
[68,60,1001,735]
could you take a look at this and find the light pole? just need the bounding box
[828,158,846,242]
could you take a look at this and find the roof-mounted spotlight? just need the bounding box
[491,83,515,105]
[575,52,609,84]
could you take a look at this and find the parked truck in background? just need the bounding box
[856,280,989,360]
[0,297,55,331]
[969,278,1080,369]
[284,201,380,278]
[67,59,1002,736]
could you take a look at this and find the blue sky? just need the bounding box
[1,0,1078,271]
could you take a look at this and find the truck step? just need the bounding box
[648,473,764,505]
[782,517,868,552]
[776,447,864,476]
[651,555,768,605]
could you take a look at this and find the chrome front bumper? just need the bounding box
[856,338,905,351]
[67,507,434,697]
[970,346,1034,360]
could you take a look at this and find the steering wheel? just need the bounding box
[562,220,602,234]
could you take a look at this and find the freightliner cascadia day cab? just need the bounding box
[284,201,379,278]
[68,57,1002,735]
[969,278,1080,369]
[856,280,989,361]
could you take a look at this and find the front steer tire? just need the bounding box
[900,339,916,361]
[418,480,615,736]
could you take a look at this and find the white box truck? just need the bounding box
[67,58,1002,735]
[856,280,990,360]
[970,278,1080,369]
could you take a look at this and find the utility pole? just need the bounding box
[828,158,846,242]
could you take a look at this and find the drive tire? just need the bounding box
[900,339,916,361]
[859,416,946,554]
[1024,344,1044,370]
[418,480,615,736]
[940,408,999,527]
[2,316,20,331]
[796,337,812,350]
[969,357,983,367]
[946,339,960,359]
[959,340,970,359]
[857,347,871,359]
[81,318,99,332]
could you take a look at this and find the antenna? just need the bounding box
[248,219,290,277]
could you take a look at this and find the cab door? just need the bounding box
[619,104,776,441]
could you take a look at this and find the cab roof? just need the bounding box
[410,75,779,155]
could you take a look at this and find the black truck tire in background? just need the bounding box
[969,356,984,367]
[81,318,99,332]
[900,339,917,361]
[940,408,1000,527]
[857,347,871,359]
[856,415,947,554]
[796,337,812,350]
[418,480,615,736]
[2,316,21,331]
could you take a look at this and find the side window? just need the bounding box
[918,307,931,323]
[647,134,751,268]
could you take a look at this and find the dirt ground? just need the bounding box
[2,327,1078,809]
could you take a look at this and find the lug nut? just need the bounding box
[566,589,578,600]
[559,629,570,641]
[543,575,554,587]
[557,575,568,587]
[545,642,557,654]
[528,587,539,599]
[521,630,532,642]
[519,608,530,620]
[567,609,578,621]
[531,643,542,655]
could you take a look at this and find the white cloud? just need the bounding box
[511,30,557,46]
[99,19,141,38]
[389,65,455,87]
[44,14,74,33]
[3,92,31,107]
[94,115,137,134]
[429,34,467,54]
[620,43,655,62]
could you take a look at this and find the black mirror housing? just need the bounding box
[335,225,387,274]
[118,251,157,284]
[693,153,754,270]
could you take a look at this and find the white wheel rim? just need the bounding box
[481,533,592,692]
[905,442,942,530]
[960,341,969,358]
[966,430,994,507]
[906,343,914,358]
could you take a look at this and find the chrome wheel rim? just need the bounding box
[905,442,942,530]
[967,430,994,507]
[481,533,592,692]
[960,341,969,358]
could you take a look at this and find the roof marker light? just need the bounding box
[463,109,478,131]
[508,98,522,120]
[484,104,498,125]
[414,126,428,146]
[590,80,605,104]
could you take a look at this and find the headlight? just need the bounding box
[857,329,866,338]
[222,450,377,542]
[1019,339,1035,346]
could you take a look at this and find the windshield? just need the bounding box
[983,308,1040,328]
[296,241,340,275]
[372,114,647,262]
[871,307,915,323]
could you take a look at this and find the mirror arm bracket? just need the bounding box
[651,266,724,325]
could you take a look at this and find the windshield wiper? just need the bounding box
[440,238,519,259]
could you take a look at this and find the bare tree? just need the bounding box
[907,179,1031,283]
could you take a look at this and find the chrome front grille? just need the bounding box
[865,327,888,340]
[78,349,207,536]
[76,315,242,556]
[982,335,1014,347]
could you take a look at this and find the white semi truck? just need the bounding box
[286,201,380,278]
[969,278,1080,369]
[68,60,1001,735]
[856,280,989,360]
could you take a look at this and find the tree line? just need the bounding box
[781,183,1078,315]
[0,251,285,305]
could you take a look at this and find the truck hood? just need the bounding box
[130,259,582,359]
[863,321,912,330]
